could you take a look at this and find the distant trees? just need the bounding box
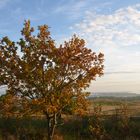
[0,20,104,140]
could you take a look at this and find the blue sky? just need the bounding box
[0,0,140,93]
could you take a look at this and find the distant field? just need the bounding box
[0,97,140,139]
[89,97,140,116]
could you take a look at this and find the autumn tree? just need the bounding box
[0,20,104,140]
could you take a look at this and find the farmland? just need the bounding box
[0,96,140,140]
[89,96,140,116]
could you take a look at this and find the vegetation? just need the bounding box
[0,20,139,140]
[0,20,104,140]
[0,98,140,140]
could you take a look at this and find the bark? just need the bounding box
[50,114,57,139]
[47,116,51,140]
[46,113,57,140]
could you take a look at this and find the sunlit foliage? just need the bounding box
[0,20,104,140]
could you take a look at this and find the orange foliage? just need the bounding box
[0,20,104,140]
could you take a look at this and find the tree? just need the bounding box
[0,20,104,140]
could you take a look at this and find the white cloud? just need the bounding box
[54,1,85,13]
[53,0,88,19]
[72,4,140,93]
[72,4,140,71]
[75,9,140,47]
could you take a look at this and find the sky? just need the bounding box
[0,0,140,93]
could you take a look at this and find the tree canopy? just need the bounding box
[0,20,104,140]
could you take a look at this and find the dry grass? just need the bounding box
[89,97,140,117]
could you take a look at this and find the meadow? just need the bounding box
[0,96,140,140]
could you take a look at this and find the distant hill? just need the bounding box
[90,92,140,98]
[0,87,140,98]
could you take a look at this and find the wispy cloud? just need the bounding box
[52,0,112,20]
[71,4,140,93]
[53,0,88,19]
[72,4,140,73]
[73,4,140,47]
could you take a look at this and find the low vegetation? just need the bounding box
[0,97,139,140]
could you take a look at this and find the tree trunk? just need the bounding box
[46,113,57,140]
[50,114,57,139]
[47,116,51,140]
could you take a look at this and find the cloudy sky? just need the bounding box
[0,0,140,93]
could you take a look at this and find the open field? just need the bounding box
[89,97,140,116]
[0,96,140,140]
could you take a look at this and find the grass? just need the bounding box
[0,116,140,140]
[0,97,140,139]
